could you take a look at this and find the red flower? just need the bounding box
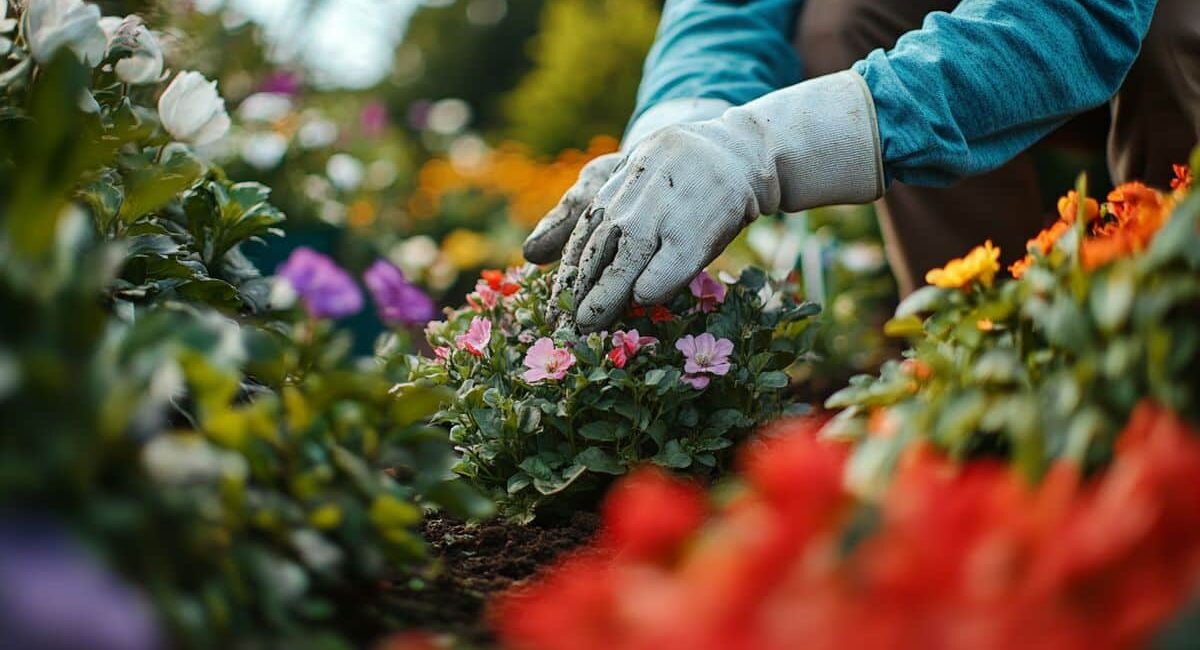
[599,467,707,562]
[649,305,673,323]
[481,269,520,296]
[494,403,1200,650]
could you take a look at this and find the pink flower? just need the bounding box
[433,346,451,363]
[467,282,501,311]
[522,338,576,383]
[688,272,727,313]
[607,329,658,369]
[680,374,711,390]
[676,333,733,386]
[455,317,492,357]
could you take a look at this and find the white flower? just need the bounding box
[157,71,231,146]
[97,14,120,41]
[326,153,364,192]
[298,116,338,149]
[237,92,293,123]
[240,131,289,170]
[109,16,162,84]
[24,0,107,67]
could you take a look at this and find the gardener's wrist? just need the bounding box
[623,97,732,150]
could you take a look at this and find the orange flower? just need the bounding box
[1056,190,1100,223]
[481,269,520,296]
[1081,182,1171,269]
[1171,164,1192,193]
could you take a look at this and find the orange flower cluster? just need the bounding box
[1008,191,1100,279]
[1009,170,1183,279]
[409,136,619,226]
[493,403,1200,650]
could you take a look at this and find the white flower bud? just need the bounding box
[157,71,231,146]
[24,0,106,67]
[110,16,163,85]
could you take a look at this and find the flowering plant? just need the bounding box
[412,264,820,520]
[494,403,1200,649]
[824,161,1200,495]
[0,3,484,646]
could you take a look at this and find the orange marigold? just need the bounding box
[1082,182,1171,269]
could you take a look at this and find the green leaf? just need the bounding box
[652,440,692,469]
[894,286,947,319]
[883,315,925,338]
[518,456,553,482]
[1090,265,1136,334]
[118,147,204,223]
[756,371,789,390]
[575,447,624,475]
[507,473,531,495]
[579,420,619,441]
[644,368,667,386]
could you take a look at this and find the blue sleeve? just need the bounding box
[855,0,1158,187]
[632,0,803,124]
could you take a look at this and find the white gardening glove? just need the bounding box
[559,70,886,332]
[522,98,732,265]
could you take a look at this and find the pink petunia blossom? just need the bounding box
[522,338,576,383]
[676,333,733,388]
[607,329,658,369]
[689,272,727,313]
[455,317,492,357]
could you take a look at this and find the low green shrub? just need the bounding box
[411,265,819,521]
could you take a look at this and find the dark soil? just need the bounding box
[379,511,600,646]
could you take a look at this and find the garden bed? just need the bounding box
[382,513,600,644]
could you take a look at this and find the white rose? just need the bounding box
[23,0,106,67]
[237,92,293,123]
[157,71,231,146]
[110,16,163,85]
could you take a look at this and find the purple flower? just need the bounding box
[522,338,576,383]
[363,259,436,326]
[277,247,364,319]
[676,333,734,390]
[360,101,389,137]
[689,271,727,313]
[259,70,302,96]
[0,516,163,650]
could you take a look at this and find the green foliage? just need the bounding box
[825,171,1200,496]
[411,266,819,521]
[503,0,660,154]
[390,0,547,131]
[0,9,487,648]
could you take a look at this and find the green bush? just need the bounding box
[411,265,819,521]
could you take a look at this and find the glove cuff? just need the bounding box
[727,70,885,212]
[623,97,732,150]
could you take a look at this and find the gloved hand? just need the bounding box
[544,71,886,332]
[523,97,732,265]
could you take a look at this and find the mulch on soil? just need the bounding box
[380,511,600,645]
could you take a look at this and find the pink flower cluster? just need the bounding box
[676,333,733,390]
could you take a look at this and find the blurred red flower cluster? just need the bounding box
[492,403,1200,650]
